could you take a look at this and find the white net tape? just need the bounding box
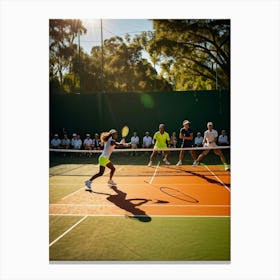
[50,146,230,154]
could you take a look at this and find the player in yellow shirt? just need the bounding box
[148,124,171,166]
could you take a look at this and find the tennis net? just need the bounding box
[50,146,230,177]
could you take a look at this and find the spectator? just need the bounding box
[92,133,101,149]
[193,122,229,171]
[194,132,203,147]
[218,130,229,146]
[83,133,93,157]
[142,131,153,148]
[76,135,82,148]
[170,132,177,148]
[176,120,197,166]
[61,128,67,136]
[50,134,61,149]
[130,131,140,156]
[61,134,70,149]
[71,133,82,150]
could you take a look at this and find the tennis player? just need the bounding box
[176,120,197,166]
[85,129,129,191]
[148,124,171,166]
[192,122,229,171]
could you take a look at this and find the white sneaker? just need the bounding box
[85,180,92,191]
[224,165,230,171]
[163,158,170,165]
[108,180,117,186]
[192,160,199,167]
[176,160,182,166]
[148,161,152,167]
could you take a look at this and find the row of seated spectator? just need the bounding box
[50,133,103,150]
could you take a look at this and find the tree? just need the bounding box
[49,19,87,92]
[149,19,230,90]
[50,19,230,93]
[76,35,172,93]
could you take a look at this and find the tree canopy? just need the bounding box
[49,19,230,94]
[150,19,230,90]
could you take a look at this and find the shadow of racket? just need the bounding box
[144,181,199,203]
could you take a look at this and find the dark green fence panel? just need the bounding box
[50,90,230,140]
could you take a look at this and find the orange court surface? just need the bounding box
[49,163,230,218]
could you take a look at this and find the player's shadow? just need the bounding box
[90,186,152,223]
[186,169,231,188]
[164,166,231,188]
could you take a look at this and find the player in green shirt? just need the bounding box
[148,124,171,166]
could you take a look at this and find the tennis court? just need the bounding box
[49,149,230,261]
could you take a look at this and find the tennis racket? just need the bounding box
[120,126,130,144]
[122,125,129,138]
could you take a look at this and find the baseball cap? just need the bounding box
[86,134,90,137]
[207,122,213,126]
[54,134,58,137]
[159,124,165,129]
[72,133,77,137]
[183,120,190,125]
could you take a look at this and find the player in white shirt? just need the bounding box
[193,122,229,171]
[84,129,130,191]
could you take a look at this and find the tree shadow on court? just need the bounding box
[89,186,152,222]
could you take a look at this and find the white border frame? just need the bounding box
[1,0,279,279]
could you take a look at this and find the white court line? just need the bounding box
[61,187,84,200]
[60,167,124,200]
[203,165,231,192]
[50,203,230,208]
[149,161,160,184]
[49,215,88,247]
[50,213,230,218]
[51,182,209,186]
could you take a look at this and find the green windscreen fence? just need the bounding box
[50,90,230,139]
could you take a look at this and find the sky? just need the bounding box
[78,19,154,54]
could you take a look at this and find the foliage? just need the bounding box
[49,19,230,93]
[149,19,230,90]
[49,19,86,92]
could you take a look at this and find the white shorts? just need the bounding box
[203,143,221,155]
